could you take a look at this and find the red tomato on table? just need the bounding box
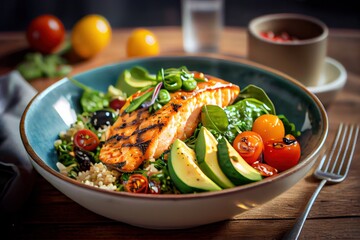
[26,14,65,54]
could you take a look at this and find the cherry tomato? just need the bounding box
[252,114,285,143]
[71,14,112,59]
[233,131,264,165]
[73,129,100,151]
[109,98,126,110]
[124,174,149,193]
[26,14,65,54]
[263,134,301,172]
[252,162,278,177]
[126,28,159,57]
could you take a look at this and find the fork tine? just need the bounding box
[329,123,349,174]
[316,123,359,183]
[338,124,359,178]
[320,123,359,182]
[336,124,353,174]
[322,123,345,172]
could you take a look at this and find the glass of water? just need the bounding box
[182,0,224,53]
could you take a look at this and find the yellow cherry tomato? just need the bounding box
[126,28,159,57]
[252,114,285,143]
[71,14,111,59]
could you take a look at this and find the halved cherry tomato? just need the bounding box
[252,162,278,177]
[124,174,149,193]
[233,131,263,165]
[263,134,301,172]
[252,114,285,143]
[26,14,65,54]
[73,129,100,151]
[109,98,126,110]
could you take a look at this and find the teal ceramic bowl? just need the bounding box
[20,56,328,229]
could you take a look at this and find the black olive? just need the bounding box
[74,147,94,171]
[90,110,116,129]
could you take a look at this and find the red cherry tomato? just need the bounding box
[109,98,126,110]
[252,162,278,177]
[232,131,264,165]
[124,174,149,193]
[73,129,100,152]
[26,14,65,54]
[252,114,285,143]
[263,134,301,172]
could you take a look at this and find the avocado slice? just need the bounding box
[195,127,235,189]
[217,137,262,185]
[116,69,156,95]
[168,139,221,193]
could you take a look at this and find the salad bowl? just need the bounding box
[20,55,328,229]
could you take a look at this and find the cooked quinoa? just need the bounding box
[57,162,120,190]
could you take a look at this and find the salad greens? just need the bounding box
[234,84,275,114]
[57,65,301,194]
[69,78,126,113]
[193,84,299,143]
[122,66,206,113]
[17,52,72,80]
[125,88,154,113]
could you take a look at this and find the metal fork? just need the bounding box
[283,123,359,240]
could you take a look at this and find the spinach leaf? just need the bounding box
[69,78,110,113]
[224,98,271,142]
[236,84,275,115]
[201,105,229,133]
[278,114,301,137]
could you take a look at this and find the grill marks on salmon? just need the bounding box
[99,75,240,172]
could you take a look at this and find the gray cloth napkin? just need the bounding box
[0,71,37,214]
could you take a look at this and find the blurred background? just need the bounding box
[0,0,359,31]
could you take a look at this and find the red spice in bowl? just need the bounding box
[259,31,299,42]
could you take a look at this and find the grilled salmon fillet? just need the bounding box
[99,74,240,172]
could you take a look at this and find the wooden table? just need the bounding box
[1,27,360,239]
